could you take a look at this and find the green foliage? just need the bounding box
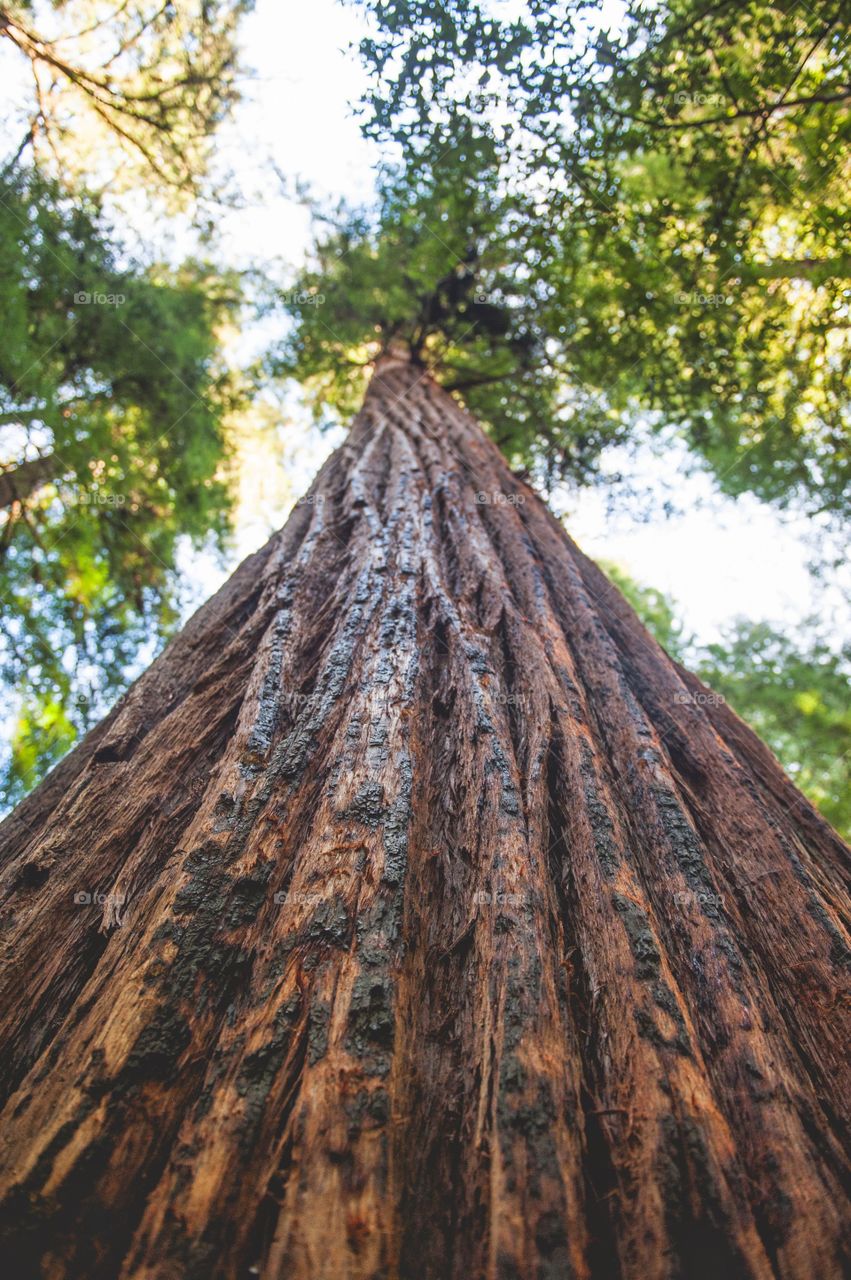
[2,0,254,199]
[344,0,851,518]
[5,692,79,801]
[0,1,255,804]
[697,623,851,842]
[0,169,241,806]
[599,560,688,663]
[277,140,629,483]
[604,560,851,840]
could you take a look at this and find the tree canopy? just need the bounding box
[0,168,240,806]
[275,141,629,486]
[283,0,851,516]
[0,0,256,802]
[2,0,253,199]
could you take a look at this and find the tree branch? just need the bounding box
[0,454,59,509]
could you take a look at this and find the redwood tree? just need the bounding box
[0,352,849,1279]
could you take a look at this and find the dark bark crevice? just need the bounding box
[544,723,623,1280]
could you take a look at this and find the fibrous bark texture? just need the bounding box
[0,356,849,1280]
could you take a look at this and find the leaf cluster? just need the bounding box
[333,0,851,517]
[0,169,242,804]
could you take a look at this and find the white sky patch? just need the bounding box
[567,479,848,643]
[210,0,376,266]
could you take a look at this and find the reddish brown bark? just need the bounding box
[0,353,849,1279]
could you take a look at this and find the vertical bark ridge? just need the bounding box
[0,357,848,1279]
[508,497,849,1274]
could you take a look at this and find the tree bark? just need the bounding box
[0,353,848,1280]
[0,453,58,508]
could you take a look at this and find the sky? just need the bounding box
[171,0,847,648]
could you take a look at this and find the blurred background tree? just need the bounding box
[603,561,851,840]
[2,0,253,200]
[0,169,244,806]
[697,623,851,840]
[0,1,256,804]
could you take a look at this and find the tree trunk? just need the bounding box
[0,453,59,508]
[0,353,848,1280]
